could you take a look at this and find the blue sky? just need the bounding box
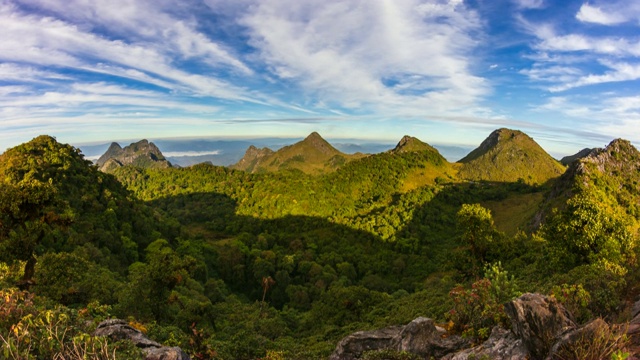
[1,0,640,157]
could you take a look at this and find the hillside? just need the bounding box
[457,128,566,184]
[230,132,365,174]
[96,139,171,172]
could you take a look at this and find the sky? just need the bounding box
[2,0,640,157]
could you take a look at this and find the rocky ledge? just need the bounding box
[331,293,637,360]
[94,319,190,360]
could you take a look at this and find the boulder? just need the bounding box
[329,317,468,360]
[329,326,402,360]
[394,317,469,359]
[504,293,576,360]
[94,319,190,360]
[547,318,612,360]
[442,326,529,360]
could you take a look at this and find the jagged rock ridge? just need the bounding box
[560,147,594,166]
[96,139,171,172]
[457,128,566,185]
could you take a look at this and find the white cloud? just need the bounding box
[212,0,490,115]
[540,95,640,141]
[0,1,259,103]
[163,150,222,157]
[549,61,640,91]
[513,0,545,9]
[576,4,626,25]
[15,0,252,74]
[575,1,640,26]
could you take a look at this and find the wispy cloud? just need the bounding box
[512,0,545,10]
[209,0,490,115]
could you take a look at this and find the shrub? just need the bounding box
[447,263,520,340]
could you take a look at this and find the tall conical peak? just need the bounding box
[107,142,122,151]
[459,128,529,163]
[391,135,435,154]
[457,128,565,184]
[300,132,337,155]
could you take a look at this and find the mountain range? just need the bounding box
[2,130,640,359]
[95,129,567,186]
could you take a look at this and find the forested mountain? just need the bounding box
[230,132,366,174]
[2,131,640,359]
[96,139,172,172]
[458,128,566,184]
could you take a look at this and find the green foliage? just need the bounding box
[447,263,520,340]
[456,204,503,277]
[0,287,142,359]
[551,284,592,324]
[5,134,640,359]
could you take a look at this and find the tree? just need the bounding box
[0,179,71,283]
[456,203,501,277]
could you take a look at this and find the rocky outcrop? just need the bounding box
[504,293,576,359]
[331,293,612,360]
[547,318,611,359]
[330,326,402,360]
[96,139,171,172]
[442,326,528,360]
[330,317,468,360]
[94,319,190,360]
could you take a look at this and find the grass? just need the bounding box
[483,191,545,236]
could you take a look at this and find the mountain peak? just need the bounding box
[96,139,171,172]
[231,132,363,174]
[457,128,565,184]
[299,132,337,156]
[576,138,640,175]
[391,135,435,154]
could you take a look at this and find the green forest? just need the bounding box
[2,133,640,359]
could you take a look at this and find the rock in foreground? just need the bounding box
[94,319,190,360]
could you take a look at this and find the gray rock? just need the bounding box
[94,319,190,360]
[547,318,616,360]
[394,317,469,359]
[330,326,403,360]
[145,346,191,360]
[442,327,529,360]
[329,317,469,360]
[504,293,576,360]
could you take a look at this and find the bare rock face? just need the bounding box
[329,317,468,360]
[94,319,190,360]
[504,293,576,360]
[442,327,529,360]
[329,326,402,360]
[394,317,469,359]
